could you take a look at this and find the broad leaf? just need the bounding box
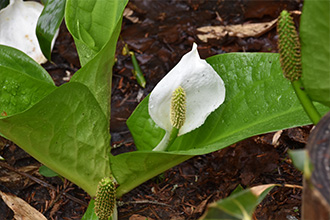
[36,0,66,60]
[300,0,330,107]
[0,82,111,196]
[119,53,328,195]
[66,0,128,118]
[200,184,276,220]
[0,45,54,85]
[111,152,191,197]
[0,0,128,197]
[65,0,128,66]
[127,53,329,155]
[0,67,55,117]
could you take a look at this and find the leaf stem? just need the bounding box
[291,79,321,124]
[152,127,179,151]
[167,127,179,148]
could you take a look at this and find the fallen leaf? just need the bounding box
[197,19,277,42]
[0,191,47,220]
[250,184,276,197]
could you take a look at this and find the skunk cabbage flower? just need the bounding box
[0,0,56,64]
[149,43,225,151]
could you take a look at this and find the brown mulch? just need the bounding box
[0,1,307,219]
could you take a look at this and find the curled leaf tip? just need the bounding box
[170,86,186,129]
[94,177,116,220]
[277,10,302,81]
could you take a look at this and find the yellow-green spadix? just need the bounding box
[149,43,225,151]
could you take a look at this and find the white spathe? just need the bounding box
[0,0,56,64]
[149,43,225,146]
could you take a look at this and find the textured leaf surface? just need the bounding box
[66,0,128,118]
[111,152,190,197]
[0,83,111,196]
[300,1,330,107]
[201,184,275,219]
[36,0,65,60]
[0,1,128,198]
[0,45,54,85]
[128,53,329,155]
[65,0,128,66]
[0,67,55,117]
[0,46,56,117]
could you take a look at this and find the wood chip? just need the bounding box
[0,191,47,220]
[197,19,278,42]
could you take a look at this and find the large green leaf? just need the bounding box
[0,45,56,117]
[300,1,330,107]
[120,53,328,197]
[36,0,66,60]
[127,53,329,155]
[0,0,128,197]
[0,82,111,196]
[65,0,128,66]
[66,0,128,118]
[0,67,55,117]
[0,45,54,85]
[111,152,190,197]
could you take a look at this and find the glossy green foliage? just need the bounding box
[300,0,330,107]
[0,46,55,117]
[0,46,54,85]
[66,0,128,118]
[65,0,128,66]
[0,0,128,196]
[201,184,275,220]
[0,83,111,196]
[111,152,191,197]
[127,53,329,155]
[37,0,66,60]
[130,52,146,88]
[118,53,329,196]
[39,165,59,177]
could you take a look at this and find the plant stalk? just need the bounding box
[291,79,321,124]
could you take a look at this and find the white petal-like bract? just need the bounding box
[149,43,225,137]
[0,0,56,64]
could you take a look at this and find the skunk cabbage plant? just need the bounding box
[149,43,225,151]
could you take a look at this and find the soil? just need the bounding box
[0,1,308,219]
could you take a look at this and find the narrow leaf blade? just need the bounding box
[201,184,276,220]
[36,0,66,60]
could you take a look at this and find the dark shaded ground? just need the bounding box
[0,1,307,219]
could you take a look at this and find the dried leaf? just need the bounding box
[0,191,47,220]
[197,19,277,42]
